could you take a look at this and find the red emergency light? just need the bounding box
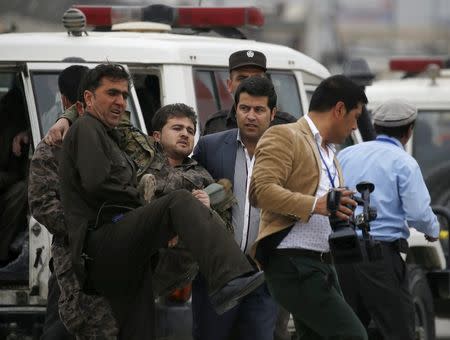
[389,57,444,73]
[177,7,263,28]
[73,4,264,28]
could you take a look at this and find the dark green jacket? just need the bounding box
[59,113,142,283]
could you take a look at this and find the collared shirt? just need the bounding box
[338,134,439,241]
[232,130,260,254]
[278,114,339,252]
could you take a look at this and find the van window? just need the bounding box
[31,72,61,135]
[214,71,234,110]
[30,71,141,135]
[305,90,314,103]
[194,70,221,131]
[0,73,15,100]
[193,68,303,130]
[413,110,450,177]
[269,72,302,119]
[131,73,161,133]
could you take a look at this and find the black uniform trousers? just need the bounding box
[335,241,415,340]
[0,180,27,261]
[84,190,253,340]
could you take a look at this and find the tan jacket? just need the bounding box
[249,117,343,257]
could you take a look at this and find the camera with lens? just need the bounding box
[327,181,382,263]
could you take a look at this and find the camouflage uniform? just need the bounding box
[147,144,235,233]
[29,106,118,339]
[148,143,214,196]
[116,117,155,181]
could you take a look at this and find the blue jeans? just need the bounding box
[192,274,278,340]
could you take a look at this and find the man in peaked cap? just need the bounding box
[336,99,439,339]
[202,49,296,136]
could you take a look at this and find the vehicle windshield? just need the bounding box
[30,71,140,135]
[413,110,450,177]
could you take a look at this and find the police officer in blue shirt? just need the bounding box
[336,99,439,339]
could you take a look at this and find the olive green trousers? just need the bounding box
[264,253,367,340]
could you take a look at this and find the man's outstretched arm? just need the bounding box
[28,142,65,236]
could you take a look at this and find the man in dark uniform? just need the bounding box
[202,50,296,136]
[58,64,264,340]
[0,85,29,273]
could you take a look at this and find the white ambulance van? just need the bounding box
[0,4,329,338]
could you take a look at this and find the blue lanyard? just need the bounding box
[376,136,400,147]
[316,142,336,188]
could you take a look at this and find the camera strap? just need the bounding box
[316,141,336,189]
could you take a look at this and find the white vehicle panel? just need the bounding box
[366,78,450,110]
[0,32,329,77]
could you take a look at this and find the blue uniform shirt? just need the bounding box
[337,135,439,241]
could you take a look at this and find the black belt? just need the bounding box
[275,248,332,264]
[379,238,409,254]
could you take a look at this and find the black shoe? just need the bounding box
[0,237,28,283]
[9,231,27,254]
[209,271,265,315]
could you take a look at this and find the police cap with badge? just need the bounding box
[228,50,267,72]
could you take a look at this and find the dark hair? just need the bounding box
[61,57,86,63]
[83,63,131,93]
[309,75,368,113]
[76,71,89,105]
[234,76,277,110]
[374,122,415,139]
[58,65,89,104]
[152,103,197,133]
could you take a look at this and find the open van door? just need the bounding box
[0,62,143,338]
